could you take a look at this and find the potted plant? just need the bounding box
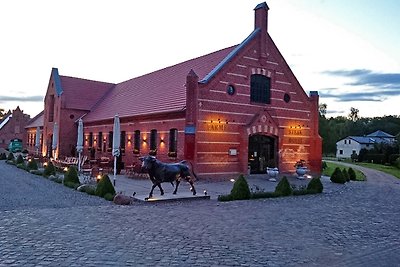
[294,159,307,179]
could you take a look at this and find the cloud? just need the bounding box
[0,95,43,102]
[320,69,400,102]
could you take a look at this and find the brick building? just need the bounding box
[25,111,44,155]
[41,2,322,177]
[0,106,31,150]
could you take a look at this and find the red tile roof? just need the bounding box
[84,46,235,122]
[60,76,115,111]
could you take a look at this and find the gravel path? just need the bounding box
[0,161,109,211]
[1,159,399,266]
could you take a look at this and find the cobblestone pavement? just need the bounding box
[1,160,400,266]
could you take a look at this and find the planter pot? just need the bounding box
[296,167,307,179]
[267,167,279,181]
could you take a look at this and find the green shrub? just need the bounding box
[217,194,233,201]
[43,162,56,177]
[0,153,6,160]
[251,191,281,199]
[306,177,323,193]
[104,193,115,201]
[330,167,346,184]
[27,159,38,170]
[395,157,400,169]
[321,161,328,171]
[230,174,251,200]
[275,176,292,196]
[389,154,400,165]
[342,168,350,182]
[16,163,27,170]
[16,154,24,164]
[95,175,115,197]
[348,167,357,181]
[7,153,14,161]
[64,166,80,185]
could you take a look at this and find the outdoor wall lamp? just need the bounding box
[127,138,132,144]
[142,139,147,143]
[160,139,165,144]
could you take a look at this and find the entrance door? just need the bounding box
[248,134,276,174]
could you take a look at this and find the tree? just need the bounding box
[319,103,327,117]
[0,108,4,119]
[348,107,360,122]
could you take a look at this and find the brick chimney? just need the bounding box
[254,2,269,58]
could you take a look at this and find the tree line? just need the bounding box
[319,105,400,156]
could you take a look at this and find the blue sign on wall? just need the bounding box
[185,126,196,135]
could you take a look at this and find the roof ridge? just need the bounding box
[60,75,115,86]
[200,28,260,84]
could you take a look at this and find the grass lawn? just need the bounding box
[356,162,400,179]
[322,162,366,181]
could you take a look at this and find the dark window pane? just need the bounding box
[250,74,271,104]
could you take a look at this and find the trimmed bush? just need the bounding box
[95,175,115,197]
[275,176,292,196]
[27,159,38,170]
[230,174,251,200]
[7,153,14,161]
[217,194,233,202]
[251,191,281,199]
[330,167,346,184]
[348,167,357,181]
[342,168,350,182]
[43,162,56,177]
[16,154,24,164]
[306,177,323,193]
[64,166,80,185]
[16,163,27,170]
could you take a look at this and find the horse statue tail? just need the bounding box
[179,160,199,182]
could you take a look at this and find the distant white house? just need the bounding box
[336,130,396,159]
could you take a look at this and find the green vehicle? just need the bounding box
[8,138,23,153]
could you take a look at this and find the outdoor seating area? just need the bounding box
[52,155,88,170]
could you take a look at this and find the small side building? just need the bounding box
[336,130,396,159]
[25,111,44,155]
[0,106,31,150]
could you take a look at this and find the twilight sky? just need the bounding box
[0,0,399,118]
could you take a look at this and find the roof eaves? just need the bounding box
[0,114,12,130]
[52,68,63,96]
[199,28,260,84]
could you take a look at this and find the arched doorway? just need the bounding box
[248,134,277,174]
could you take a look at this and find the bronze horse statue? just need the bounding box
[140,156,197,199]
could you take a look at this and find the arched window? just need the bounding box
[150,129,157,153]
[250,74,271,104]
[169,128,178,155]
[134,130,140,154]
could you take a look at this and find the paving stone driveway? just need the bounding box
[0,160,399,266]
